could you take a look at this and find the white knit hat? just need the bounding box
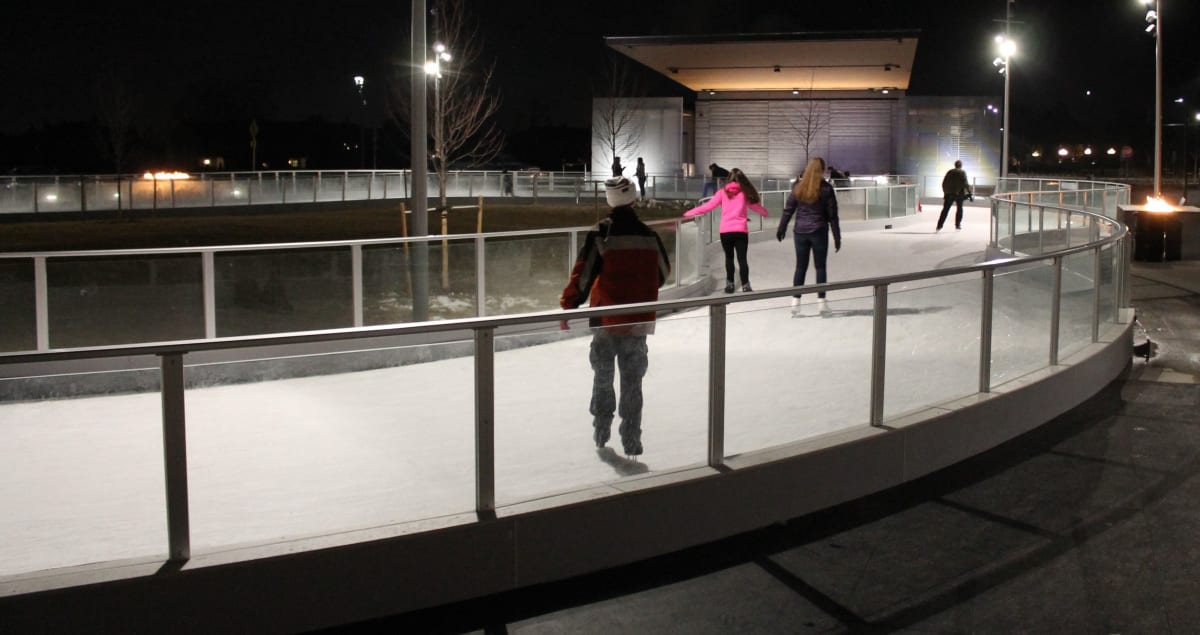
[605,176,637,208]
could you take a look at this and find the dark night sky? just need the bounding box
[2,1,1198,150]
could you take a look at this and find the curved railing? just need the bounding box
[0,181,1135,635]
[0,183,918,357]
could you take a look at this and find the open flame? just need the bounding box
[143,171,191,180]
[1144,196,1175,212]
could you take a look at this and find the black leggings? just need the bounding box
[719,232,750,284]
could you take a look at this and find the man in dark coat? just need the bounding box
[561,176,671,456]
[936,160,973,231]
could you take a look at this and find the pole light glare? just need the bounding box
[1058,148,1069,157]
[353,75,364,88]
[424,61,440,75]
[1000,39,1017,58]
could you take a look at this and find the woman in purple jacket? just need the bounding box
[683,168,769,293]
[776,158,842,313]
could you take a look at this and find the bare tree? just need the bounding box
[787,75,829,167]
[395,0,503,213]
[592,52,645,176]
[94,68,137,174]
[94,67,138,215]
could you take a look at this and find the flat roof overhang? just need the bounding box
[606,31,919,93]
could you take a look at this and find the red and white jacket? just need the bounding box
[561,206,671,333]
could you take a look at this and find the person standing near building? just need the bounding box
[776,157,841,314]
[684,167,769,293]
[936,160,973,231]
[702,163,730,197]
[635,157,647,200]
[611,156,625,177]
[561,176,671,457]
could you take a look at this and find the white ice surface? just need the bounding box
[0,207,1090,577]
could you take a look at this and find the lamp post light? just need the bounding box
[353,75,366,169]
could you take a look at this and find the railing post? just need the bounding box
[474,327,496,514]
[1050,256,1063,366]
[171,178,177,209]
[351,244,363,327]
[707,304,726,467]
[674,219,682,287]
[80,177,87,212]
[1092,245,1102,341]
[160,352,191,562]
[475,234,487,317]
[1008,200,1016,251]
[869,284,888,426]
[1038,206,1045,254]
[202,251,216,339]
[1065,211,1072,248]
[34,256,49,350]
[342,171,348,201]
[979,269,994,393]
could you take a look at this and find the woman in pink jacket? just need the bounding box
[683,168,769,292]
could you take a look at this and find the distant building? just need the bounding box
[598,31,1001,192]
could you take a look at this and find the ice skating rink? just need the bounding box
[0,205,1101,577]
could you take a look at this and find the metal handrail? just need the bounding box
[0,180,1132,573]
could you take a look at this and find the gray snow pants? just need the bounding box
[589,332,649,443]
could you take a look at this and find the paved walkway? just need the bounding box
[328,263,1200,633]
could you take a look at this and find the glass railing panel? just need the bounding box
[313,173,347,203]
[672,220,705,285]
[995,202,1012,250]
[246,175,284,205]
[838,188,867,222]
[647,223,681,287]
[0,371,166,576]
[1059,251,1096,359]
[991,261,1053,386]
[166,178,211,208]
[34,179,82,213]
[47,255,204,348]
[215,248,352,336]
[0,258,35,352]
[493,314,709,506]
[723,294,874,457]
[362,238,479,324]
[1,179,35,213]
[182,339,476,553]
[485,234,569,315]
[1100,244,1116,327]
[884,274,981,420]
[866,185,890,220]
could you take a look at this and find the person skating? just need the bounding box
[777,157,841,315]
[936,160,973,231]
[561,176,671,457]
[683,168,769,293]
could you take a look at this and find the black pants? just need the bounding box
[792,230,829,298]
[637,176,646,199]
[937,195,965,229]
[719,232,750,284]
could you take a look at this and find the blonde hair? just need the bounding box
[727,168,761,205]
[791,158,827,204]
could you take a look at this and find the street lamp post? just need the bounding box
[1141,0,1163,196]
[425,43,452,192]
[425,43,452,290]
[353,75,367,169]
[993,34,1016,179]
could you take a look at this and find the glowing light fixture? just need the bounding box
[1031,150,1041,157]
[143,171,191,180]
[1057,148,1069,157]
[1145,196,1174,212]
[1084,147,1093,156]
[1107,147,1117,155]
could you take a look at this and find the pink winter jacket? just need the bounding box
[683,181,769,233]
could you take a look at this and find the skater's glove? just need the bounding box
[834,239,842,253]
[776,228,786,242]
